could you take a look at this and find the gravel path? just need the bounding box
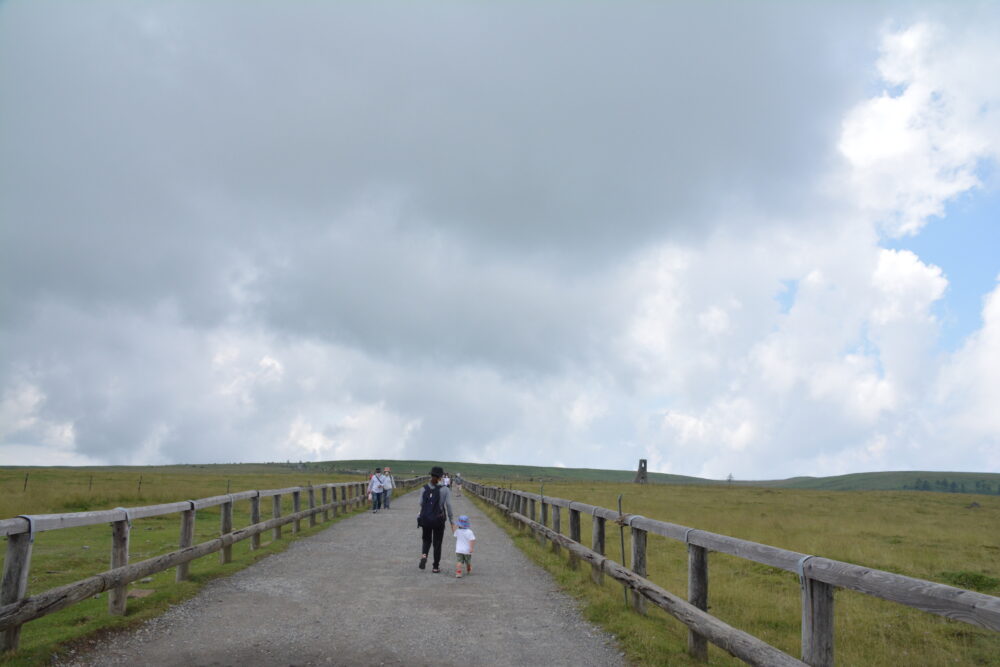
[59,489,626,666]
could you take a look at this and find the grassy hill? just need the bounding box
[325,460,1000,495]
[749,470,1000,494]
[7,459,999,495]
[325,459,707,485]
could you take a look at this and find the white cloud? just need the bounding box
[0,381,92,466]
[937,280,1000,439]
[282,405,420,463]
[2,5,1000,480]
[871,249,946,325]
[839,20,1000,237]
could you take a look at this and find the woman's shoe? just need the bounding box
[419,556,427,570]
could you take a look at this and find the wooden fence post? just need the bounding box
[292,491,302,533]
[551,506,562,556]
[591,513,605,585]
[321,487,329,521]
[272,494,282,541]
[569,507,582,570]
[220,499,233,564]
[802,574,835,667]
[1,532,33,651]
[538,501,549,547]
[341,485,347,514]
[109,516,130,615]
[688,543,709,661]
[529,498,536,522]
[631,525,647,614]
[250,494,261,551]
[176,506,195,582]
[308,487,317,527]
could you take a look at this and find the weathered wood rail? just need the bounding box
[0,476,427,653]
[464,481,1000,667]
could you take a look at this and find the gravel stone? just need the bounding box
[56,491,626,666]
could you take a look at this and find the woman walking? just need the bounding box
[417,466,455,573]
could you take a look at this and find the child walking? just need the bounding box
[454,515,476,578]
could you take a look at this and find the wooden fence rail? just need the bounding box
[464,481,1000,667]
[0,476,427,653]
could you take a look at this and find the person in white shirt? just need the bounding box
[453,515,476,578]
[368,468,386,513]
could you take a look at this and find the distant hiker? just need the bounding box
[455,474,463,496]
[368,467,386,514]
[442,473,451,489]
[417,466,455,573]
[383,466,395,509]
[453,514,475,578]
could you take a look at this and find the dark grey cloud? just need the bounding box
[1,1,880,319]
[6,0,973,473]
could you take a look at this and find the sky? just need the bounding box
[1,1,999,479]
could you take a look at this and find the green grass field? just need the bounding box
[3,462,999,665]
[469,479,1000,666]
[0,466,372,666]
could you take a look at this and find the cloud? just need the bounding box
[2,2,1000,479]
[839,19,1000,236]
[937,279,1000,446]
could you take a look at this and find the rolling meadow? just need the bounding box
[470,479,1000,666]
[2,464,998,665]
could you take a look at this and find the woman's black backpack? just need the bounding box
[417,483,445,528]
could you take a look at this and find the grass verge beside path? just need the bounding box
[467,492,720,667]
[0,471,374,666]
[469,482,1000,667]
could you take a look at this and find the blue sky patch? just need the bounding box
[887,181,1000,352]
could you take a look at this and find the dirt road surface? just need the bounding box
[58,488,626,666]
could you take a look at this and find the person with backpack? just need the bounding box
[368,467,386,514]
[417,466,455,573]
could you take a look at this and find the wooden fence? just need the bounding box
[464,481,1000,667]
[0,476,427,653]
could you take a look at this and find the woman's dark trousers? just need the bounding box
[421,521,446,568]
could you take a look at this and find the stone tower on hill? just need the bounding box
[634,459,647,484]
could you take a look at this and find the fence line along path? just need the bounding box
[1,478,395,652]
[57,489,625,667]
